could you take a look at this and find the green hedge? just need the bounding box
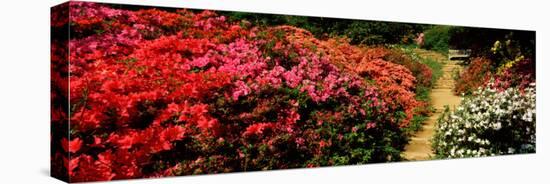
[422,26,450,54]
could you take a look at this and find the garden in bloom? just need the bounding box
[50,2,536,183]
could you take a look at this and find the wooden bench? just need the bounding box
[448,49,471,61]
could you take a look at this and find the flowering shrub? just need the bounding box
[382,48,433,88]
[49,2,434,182]
[492,58,535,92]
[454,56,535,95]
[454,57,493,95]
[354,59,418,127]
[299,35,430,127]
[433,82,536,158]
[264,27,425,127]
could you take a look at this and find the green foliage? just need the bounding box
[414,85,430,103]
[222,11,425,45]
[421,58,443,86]
[422,26,450,54]
[405,114,427,134]
[490,32,531,71]
[340,21,424,45]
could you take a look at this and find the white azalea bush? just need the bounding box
[432,82,536,158]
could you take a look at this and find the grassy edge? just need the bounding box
[400,45,444,134]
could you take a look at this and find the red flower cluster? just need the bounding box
[52,2,430,182]
[355,59,418,127]
[454,57,494,95]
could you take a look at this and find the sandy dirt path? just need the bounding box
[402,56,463,161]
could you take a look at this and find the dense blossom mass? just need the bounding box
[433,82,536,158]
[50,2,535,183]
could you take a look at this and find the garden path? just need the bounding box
[402,51,463,161]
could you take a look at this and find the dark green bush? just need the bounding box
[422,26,450,54]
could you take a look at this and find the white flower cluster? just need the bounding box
[432,82,536,158]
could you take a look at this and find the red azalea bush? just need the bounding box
[354,59,418,127]
[52,2,428,182]
[454,57,493,95]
